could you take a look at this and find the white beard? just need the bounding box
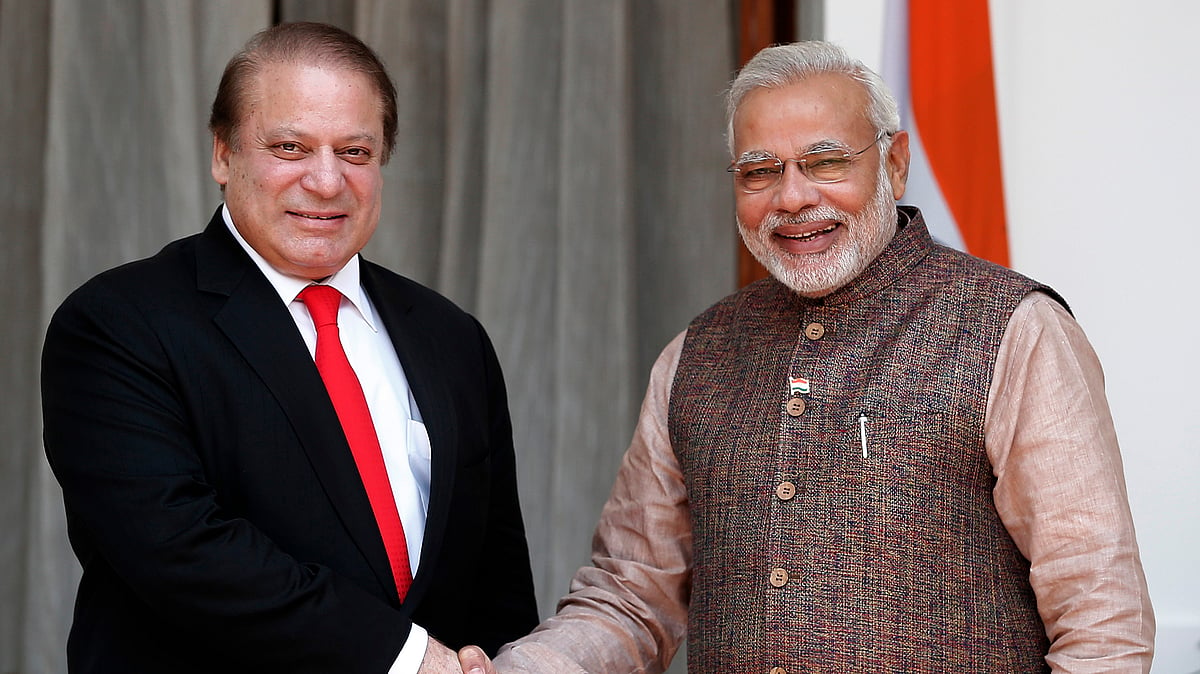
[739,163,899,297]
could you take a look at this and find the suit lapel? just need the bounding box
[361,263,457,607]
[194,211,399,602]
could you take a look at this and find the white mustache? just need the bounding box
[762,207,849,230]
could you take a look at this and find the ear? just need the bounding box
[211,134,232,188]
[885,130,911,201]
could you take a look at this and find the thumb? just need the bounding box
[457,645,496,674]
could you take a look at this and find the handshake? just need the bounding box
[420,639,499,673]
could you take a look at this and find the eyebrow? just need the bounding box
[735,139,856,164]
[266,125,379,146]
[802,139,854,154]
[734,149,777,164]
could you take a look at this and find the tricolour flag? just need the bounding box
[881,0,1010,267]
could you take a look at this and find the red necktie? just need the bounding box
[299,284,412,601]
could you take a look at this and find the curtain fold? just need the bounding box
[2,1,734,671]
[1,0,51,670]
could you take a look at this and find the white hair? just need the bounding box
[725,41,900,157]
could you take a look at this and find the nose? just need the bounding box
[772,159,822,212]
[300,149,345,198]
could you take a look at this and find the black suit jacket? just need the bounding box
[41,209,539,673]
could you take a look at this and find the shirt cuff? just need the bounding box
[388,624,429,674]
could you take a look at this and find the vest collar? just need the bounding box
[787,205,933,308]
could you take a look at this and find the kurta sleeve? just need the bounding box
[494,332,692,674]
[986,292,1155,672]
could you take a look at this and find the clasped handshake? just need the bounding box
[423,640,498,673]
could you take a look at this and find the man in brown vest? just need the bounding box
[459,41,1154,674]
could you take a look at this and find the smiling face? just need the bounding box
[211,61,385,280]
[733,73,910,297]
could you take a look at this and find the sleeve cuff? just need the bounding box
[388,624,429,674]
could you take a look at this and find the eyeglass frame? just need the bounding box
[726,130,892,193]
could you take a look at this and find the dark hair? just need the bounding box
[208,22,399,163]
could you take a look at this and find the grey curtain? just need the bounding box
[0,1,735,672]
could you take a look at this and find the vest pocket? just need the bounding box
[826,381,951,459]
[847,403,995,541]
[851,406,947,466]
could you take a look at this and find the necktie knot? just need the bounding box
[300,284,343,328]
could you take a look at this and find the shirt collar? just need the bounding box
[221,203,378,331]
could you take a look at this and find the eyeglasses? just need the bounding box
[727,130,890,193]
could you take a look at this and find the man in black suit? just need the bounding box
[41,22,537,673]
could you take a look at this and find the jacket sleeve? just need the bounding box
[462,317,541,653]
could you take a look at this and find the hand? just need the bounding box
[418,638,472,673]
[457,645,497,674]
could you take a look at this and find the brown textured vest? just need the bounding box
[670,207,1065,673]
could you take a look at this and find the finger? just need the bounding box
[457,645,496,674]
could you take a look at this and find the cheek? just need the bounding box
[346,172,384,215]
[350,164,383,190]
[735,195,769,228]
[230,165,281,200]
[821,181,876,215]
[361,177,384,205]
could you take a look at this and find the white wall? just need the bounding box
[826,2,1200,671]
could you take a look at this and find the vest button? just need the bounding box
[804,322,825,340]
[769,567,789,587]
[771,668,788,674]
[785,397,806,417]
[775,481,797,501]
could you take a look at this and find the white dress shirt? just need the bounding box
[223,205,430,673]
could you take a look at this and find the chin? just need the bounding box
[775,265,855,297]
[749,244,859,297]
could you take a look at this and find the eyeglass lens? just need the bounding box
[730,131,885,193]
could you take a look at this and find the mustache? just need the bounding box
[761,207,850,229]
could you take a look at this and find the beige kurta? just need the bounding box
[496,292,1154,674]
